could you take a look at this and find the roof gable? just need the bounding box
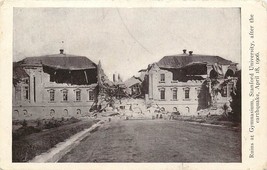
[157,54,233,69]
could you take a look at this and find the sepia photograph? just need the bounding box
[12,8,242,163]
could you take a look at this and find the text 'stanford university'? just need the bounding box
[13,49,98,119]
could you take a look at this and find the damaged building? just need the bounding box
[13,49,98,120]
[123,69,149,98]
[124,76,142,97]
[145,50,239,115]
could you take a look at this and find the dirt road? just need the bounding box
[59,119,241,162]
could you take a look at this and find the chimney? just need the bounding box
[118,74,121,82]
[60,49,64,54]
[113,74,116,82]
[189,51,193,55]
[183,49,187,54]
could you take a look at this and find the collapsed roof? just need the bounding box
[157,53,234,69]
[43,66,97,85]
[14,52,98,85]
[18,54,97,70]
[124,76,142,88]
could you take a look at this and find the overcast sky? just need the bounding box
[13,8,241,80]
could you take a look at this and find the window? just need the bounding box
[186,107,190,113]
[160,89,165,100]
[23,79,29,84]
[89,91,94,101]
[197,89,200,96]
[196,88,201,98]
[221,85,229,97]
[173,89,177,100]
[50,109,55,116]
[228,83,234,97]
[23,109,28,116]
[160,74,165,82]
[14,110,19,116]
[184,88,190,99]
[77,109,81,114]
[62,89,68,101]
[210,69,218,79]
[76,90,81,101]
[221,83,234,97]
[49,89,55,102]
[15,86,21,101]
[23,86,29,100]
[33,76,36,102]
[224,69,234,78]
[64,109,68,116]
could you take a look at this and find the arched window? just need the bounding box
[210,69,218,79]
[50,109,55,116]
[14,110,19,116]
[173,107,178,112]
[77,109,81,114]
[185,107,190,114]
[23,109,28,116]
[64,109,68,116]
[224,69,234,78]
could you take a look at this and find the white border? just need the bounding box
[0,1,266,170]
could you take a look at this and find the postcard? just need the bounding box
[0,0,266,170]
